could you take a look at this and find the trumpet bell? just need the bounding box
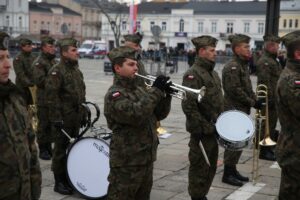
[259,136,276,146]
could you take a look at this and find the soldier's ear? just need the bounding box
[114,64,122,74]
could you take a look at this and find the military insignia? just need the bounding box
[295,80,300,87]
[231,67,236,70]
[187,75,194,80]
[51,71,57,75]
[264,62,269,66]
[35,62,39,65]
[112,91,121,99]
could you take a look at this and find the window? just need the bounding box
[226,22,233,33]
[136,21,141,31]
[47,22,51,31]
[56,22,59,33]
[150,21,155,29]
[289,19,293,28]
[162,22,166,31]
[5,16,9,27]
[198,22,203,33]
[211,22,217,33]
[244,22,250,33]
[18,16,22,29]
[33,20,37,32]
[258,22,264,34]
[122,21,126,31]
[179,19,184,32]
[296,19,299,28]
[283,19,287,28]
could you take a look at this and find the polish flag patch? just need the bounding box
[295,80,300,85]
[112,91,121,99]
[187,75,194,80]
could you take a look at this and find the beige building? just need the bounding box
[279,0,300,37]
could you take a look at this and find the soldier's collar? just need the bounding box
[263,50,277,59]
[114,74,136,89]
[194,56,215,72]
[233,54,249,65]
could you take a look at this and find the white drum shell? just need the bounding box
[67,137,110,199]
[216,110,254,151]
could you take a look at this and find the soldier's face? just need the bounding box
[0,50,11,84]
[42,43,56,55]
[63,46,79,61]
[21,44,33,53]
[265,42,279,55]
[235,43,251,60]
[115,58,138,78]
[199,46,216,62]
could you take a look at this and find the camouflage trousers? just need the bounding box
[279,164,300,200]
[36,106,52,144]
[188,135,218,198]
[223,149,242,166]
[107,163,154,200]
[257,105,278,141]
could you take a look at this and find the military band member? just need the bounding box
[45,38,86,195]
[0,31,41,200]
[256,35,282,161]
[276,30,300,200]
[181,36,224,200]
[104,46,172,200]
[222,34,263,186]
[32,36,57,160]
[13,38,36,106]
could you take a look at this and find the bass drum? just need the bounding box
[66,137,110,199]
[215,110,254,151]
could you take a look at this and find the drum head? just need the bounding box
[216,110,254,142]
[67,137,110,199]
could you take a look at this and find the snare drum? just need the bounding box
[66,137,110,199]
[215,110,254,151]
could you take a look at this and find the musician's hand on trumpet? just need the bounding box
[152,75,170,92]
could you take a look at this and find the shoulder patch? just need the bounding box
[186,75,194,80]
[111,91,121,99]
[295,80,300,87]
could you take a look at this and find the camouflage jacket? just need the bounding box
[0,80,41,200]
[182,57,224,136]
[222,55,255,114]
[45,59,86,125]
[276,59,300,167]
[104,74,171,167]
[32,52,57,106]
[13,51,36,88]
[256,51,282,101]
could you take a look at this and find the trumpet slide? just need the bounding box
[135,73,206,102]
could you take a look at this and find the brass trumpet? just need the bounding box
[29,86,38,133]
[135,73,206,102]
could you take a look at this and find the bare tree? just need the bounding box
[91,0,128,47]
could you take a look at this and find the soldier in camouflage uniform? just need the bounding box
[13,38,36,106]
[32,36,57,160]
[222,34,263,186]
[124,33,148,87]
[104,46,172,200]
[276,30,300,200]
[256,35,282,161]
[181,36,224,200]
[0,32,41,200]
[45,38,86,195]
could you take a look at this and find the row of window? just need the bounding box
[282,19,299,29]
[121,20,264,34]
[32,20,80,33]
[4,15,23,28]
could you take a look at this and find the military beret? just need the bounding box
[57,38,78,48]
[124,33,143,45]
[192,35,218,49]
[0,31,9,50]
[281,30,300,48]
[41,36,55,45]
[263,35,281,43]
[228,34,251,45]
[108,46,138,63]
[19,38,32,46]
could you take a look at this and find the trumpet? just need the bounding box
[29,86,38,133]
[135,73,206,102]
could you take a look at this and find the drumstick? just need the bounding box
[199,140,211,167]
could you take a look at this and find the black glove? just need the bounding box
[80,112,88,128]
[52,120,64,129]
[253,99,264,109]
[152,75,170,92]
[164,81,176,96]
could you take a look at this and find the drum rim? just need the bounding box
[216,110,255,142]
[66,136,110,199]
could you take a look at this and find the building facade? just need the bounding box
[279,0,300,37]
[0,0,29,37]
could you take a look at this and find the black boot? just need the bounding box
[39,144,51,160]
[54,174,73,195]
[222,165,243,186]
[259,146,276,161]
[232,166,249,182]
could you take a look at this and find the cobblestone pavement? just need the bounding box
[9,58,280,200]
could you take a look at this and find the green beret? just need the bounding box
[108,46,138,63]
[19,38,32,46]
[41,36,55,45]
[124,33,143,45]
[281,30,300,48]
[191,35,218,49]
[263,35,281,43]
[57,38,78,48]
[0,31,9,50]
[228,34,251,45]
